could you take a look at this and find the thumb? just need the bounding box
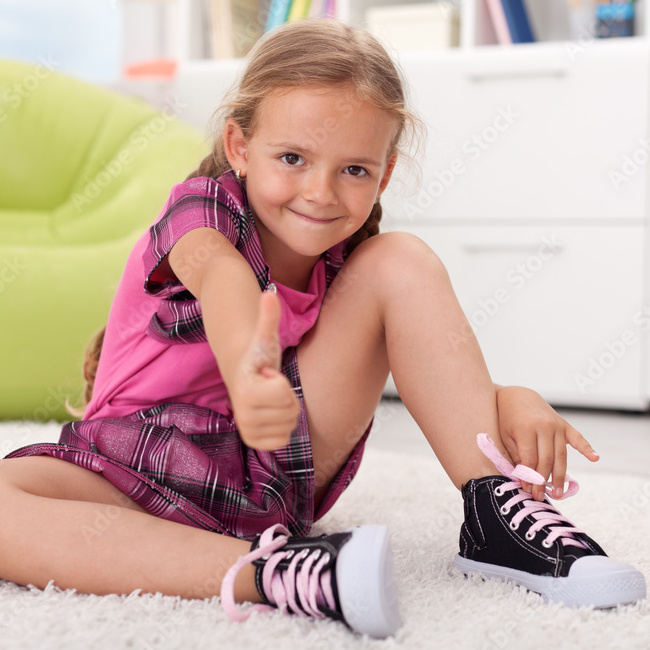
[249,290,282,374]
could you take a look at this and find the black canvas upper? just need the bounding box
[458,475,607,578]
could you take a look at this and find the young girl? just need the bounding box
[1,19,645,639]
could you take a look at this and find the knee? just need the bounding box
[348,231,451,288]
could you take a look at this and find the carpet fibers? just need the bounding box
[0,422,649,650]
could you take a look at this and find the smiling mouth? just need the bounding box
[290,208,339,224]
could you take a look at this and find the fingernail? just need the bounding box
[553,487,563,499]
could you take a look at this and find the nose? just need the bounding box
[302,169,337,206]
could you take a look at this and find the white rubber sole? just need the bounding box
[454,554,647,608]
[336,524,401,638]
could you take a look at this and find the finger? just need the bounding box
[512,437,539,496]
[532,432,554,502]
[250,291,283,373]
[566,425,599,463]
[241,426,295,451]
[238,407,300,450]
[242,412,300,435]
[251,372,300,410]
[550,431,568,499]
[502,436,532,495]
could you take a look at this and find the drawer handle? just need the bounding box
[461,243,565,254]
[468,68,567,82]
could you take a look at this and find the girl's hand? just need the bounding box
[231,291,300,451]
[496,386,599,501]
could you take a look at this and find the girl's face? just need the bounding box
[226,85,397,284]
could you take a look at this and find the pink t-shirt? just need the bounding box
[85,174,343,421]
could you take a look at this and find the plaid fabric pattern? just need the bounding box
[143,171,347,344]
[7,350,369,540]
[143,172,265,344]
[6,171,367,541]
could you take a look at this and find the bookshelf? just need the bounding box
[171,1,650,411]
[177,0,650,62]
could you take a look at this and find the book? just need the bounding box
[499,0,535,43]
[210,0,262,58]
[288,0,311,22]
[324,0,336,17]
[486,0,512,45]
[596,0,635,39]
[308,0,325,18]
[265,0,292,31]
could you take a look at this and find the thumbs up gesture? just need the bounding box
[231,291,301,450]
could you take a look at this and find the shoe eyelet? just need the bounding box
[500,505,510,515]
[285,550,295,559]
[525,530,536,541]
[300,549,310,559]
[509,521,519,531]
[494,486,504,497]
[542,539,553,548]
[311,549,322,560]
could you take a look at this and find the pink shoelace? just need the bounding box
[220,524,337,622]
[477,433,588,549]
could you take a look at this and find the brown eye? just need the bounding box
[281,153,304,166]
[345,165,368,177]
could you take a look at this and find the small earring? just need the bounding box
[235,169,246,181]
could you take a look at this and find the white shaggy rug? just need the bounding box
[1,421,649,650]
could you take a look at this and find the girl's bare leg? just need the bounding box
[0,456,259,601]
[298,232,508,499]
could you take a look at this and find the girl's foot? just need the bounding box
[455,434,647,608]
[221,523,401,638]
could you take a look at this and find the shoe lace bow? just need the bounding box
[477,433,588,549]
[220,524,337,622]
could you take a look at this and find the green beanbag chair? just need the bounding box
[0,59,207,420]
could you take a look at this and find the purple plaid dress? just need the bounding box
[6,171,369,541]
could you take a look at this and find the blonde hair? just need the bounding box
[187,18,421,254]
[75,20,422,414]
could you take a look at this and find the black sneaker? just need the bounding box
[221,523,401,638]
[454,434,647,608]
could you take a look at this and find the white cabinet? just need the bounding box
[392,224,649,410]
[387,40,649,221]
[374,36,650,409]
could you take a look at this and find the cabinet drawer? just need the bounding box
[385,40,649,221]
[402,224,648,409]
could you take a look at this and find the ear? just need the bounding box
[377,153,397,199]
[223,119,249,176]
